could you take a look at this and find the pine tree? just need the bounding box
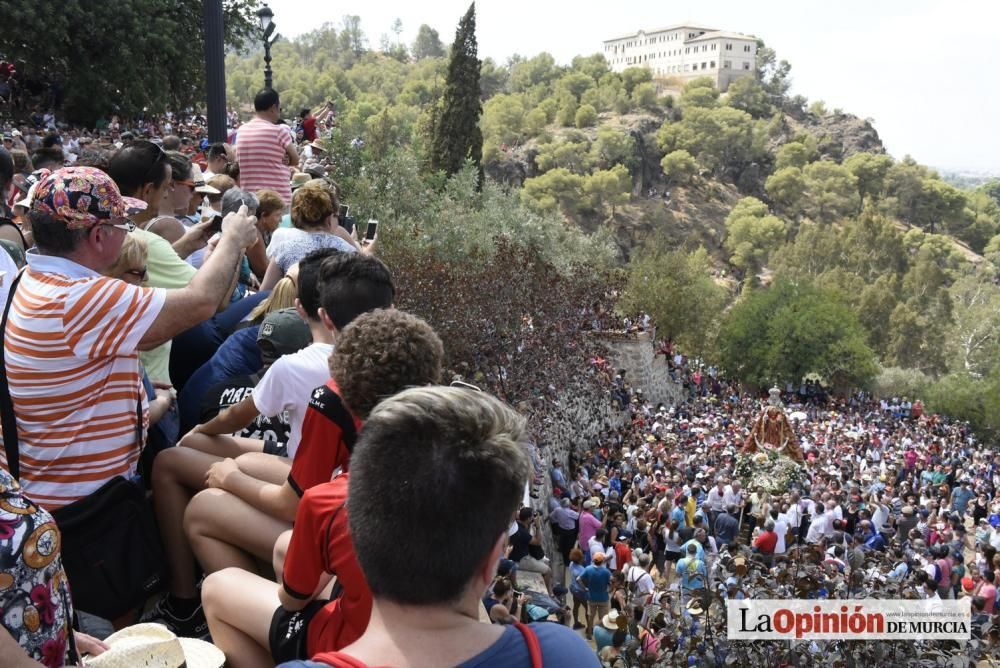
[429,3,483,177]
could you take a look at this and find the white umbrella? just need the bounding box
[789,411,808,422]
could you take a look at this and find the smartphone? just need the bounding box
[365,219,378,241]
[208,214,224,234]
[338,205,355,234]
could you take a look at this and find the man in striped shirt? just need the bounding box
[2,167,259,509]
[237,89,299,204]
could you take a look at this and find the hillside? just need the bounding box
[220,25,1000,437]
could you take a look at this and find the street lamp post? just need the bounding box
[256,3,278,90]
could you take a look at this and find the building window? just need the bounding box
[724,60,731,68]
[744,45,751,52]
[743,62,750,70]
[712,44,717,50]
[726,43,732,50]
[710,61,715,68]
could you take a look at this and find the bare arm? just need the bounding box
[139,206,257,349]
[278,571,333,611]
[171,217,218,259]
[0,627,42,667]
[285,142,299,168]
[245,232,268,279]
[215,467,300,524]
[258,258,284,292]
[191,395,260,436]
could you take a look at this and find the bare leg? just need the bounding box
[272,530,292,577]
[152,446,223,598]
[181,433,265,459]
[234,452,291,484]
[185,488,292,577]
[202,568,276,668]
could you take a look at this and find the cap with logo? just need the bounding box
[257,308,312,362]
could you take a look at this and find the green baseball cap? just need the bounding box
[257,308,312,360]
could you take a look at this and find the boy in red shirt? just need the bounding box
[201,309,444,665]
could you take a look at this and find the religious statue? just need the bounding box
[741,387,805,463]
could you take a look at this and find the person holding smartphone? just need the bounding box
[259,180,377,291]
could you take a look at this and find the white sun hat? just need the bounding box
[84,623,225,668]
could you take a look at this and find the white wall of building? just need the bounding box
[603,24,758,91]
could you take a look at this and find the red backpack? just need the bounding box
[312,622,543,668]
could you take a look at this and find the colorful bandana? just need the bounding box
[31,166,145,230]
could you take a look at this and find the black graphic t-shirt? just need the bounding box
[200,374,291,446]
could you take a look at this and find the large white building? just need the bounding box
[603,23,758,91]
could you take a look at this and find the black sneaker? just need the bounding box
[139,596,209,638]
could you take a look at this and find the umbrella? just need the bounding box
[789,411,808,422]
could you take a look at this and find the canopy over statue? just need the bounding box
[741,387,805,463]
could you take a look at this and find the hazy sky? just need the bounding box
[260,0,998,173]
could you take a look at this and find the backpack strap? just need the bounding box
[308,384,358,452]
[0,270,24,479]
[513,622,543,668]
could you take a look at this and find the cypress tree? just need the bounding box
[430,3,483,177]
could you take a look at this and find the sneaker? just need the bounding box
[140,595,208,638]
[573,622,585,630]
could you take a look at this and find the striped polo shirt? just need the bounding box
[1,252,166,509]
[236,117,294,203]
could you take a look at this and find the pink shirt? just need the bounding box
[236,117,293,203]
[578,511,602,547]
[981,583,997,613]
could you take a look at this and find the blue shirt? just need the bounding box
[579,564,612,602]
[671,506,687,529]
[276,622,600,668]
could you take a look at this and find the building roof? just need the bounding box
[604,22,718,43]
[686,31,757,44]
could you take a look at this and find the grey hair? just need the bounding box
[765,519,776,531]
[221,187,259,216]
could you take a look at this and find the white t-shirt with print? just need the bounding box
[252,341,333,458]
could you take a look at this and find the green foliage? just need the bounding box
[631,83,658,111]
[656,106,766,177]
[660,150,698,186]
[765,167,806,217]
[808,100,828,117]
[571,54,611,81]
[621,246,729,358]
[956,190,1000,252]
[924,370,1000,438]
[774,141,817,170]
[620,67,652,95]
[5,0,260,124]
[946,264,1000,377]
[412,24,446,60]
[575,104,598,128]
[755,40,791,103]
[718,279,878,390]
[429,4,483,177]
[843,152,893,200]
[680,77,721,109]
[520,168,586,216]
[509,53,559,92]
[801,160,861,223]
[590,128,636,170]
[556,72,597,101]
[725,76,773,118]
[871,366,931,400]
[481,94,526,146]
[583,165,631,216]
[534,140,593,174]
[724,197,787,277]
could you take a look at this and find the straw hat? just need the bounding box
[602,609,627,631]
[85,623,224,668]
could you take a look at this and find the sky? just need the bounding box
[260,0,999,173]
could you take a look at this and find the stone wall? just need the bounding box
[598,331,685,408]
[525,333,684,585]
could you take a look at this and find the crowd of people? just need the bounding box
[0,88,601,668]
[0,86,996,668]
[505,350,996,665]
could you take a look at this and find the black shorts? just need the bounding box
[263,439,288,458]
[665,550,683,563]
[268,599,328,663]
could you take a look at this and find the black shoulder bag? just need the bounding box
[0,271,166,620]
